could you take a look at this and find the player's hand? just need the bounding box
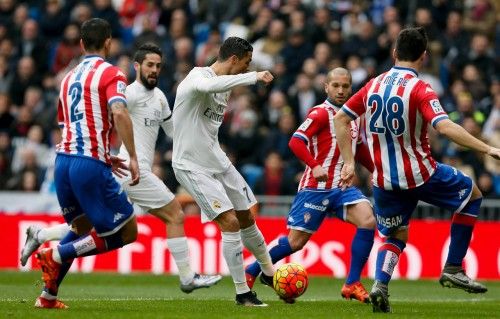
[312,165,328,182]
[128,157,140,186]
[487,146,500,160]
[256,71,274,85]
[110,155,129,178]
[339,162,355,190]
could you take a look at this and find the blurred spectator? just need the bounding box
[261,111,298,165]
[288,72,323,122]
[51,22,82,74]
[39,0,69,43]
[9,105,33,138]
[462,0,496,38]
[261,89,291,129]
[451,33,496,85]
[251,18,286,70]
[15,19,49,74]
[280,28,313,83]
[92,0,122,38]
[482,93,500,139]
[253,151,297,196]
[132,0,162,38]
[0,54,12,94]
[477,171,496,198]
[69,2,92,26]
[449,91,485,125]
[195,28,221,66]
[9,56,41,106]
[0,93,13,130]
[10,3,29,40]
[247,5,273,43]
[342,20,379,61]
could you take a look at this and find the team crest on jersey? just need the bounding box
[299,118,313,131]
[117,81,126,94]
[212,200,221,209]
[303,212,311,224]
[321,199,329,206]
[429,99,443,113]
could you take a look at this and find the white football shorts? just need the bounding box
[173,164,257,223]
[115,169,175,212]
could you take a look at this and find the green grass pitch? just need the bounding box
[0,271,498,318]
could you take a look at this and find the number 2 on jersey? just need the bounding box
[69,82,83,123]
[368,94,405,136]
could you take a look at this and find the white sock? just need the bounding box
[167,237,195,285]
[38,224,71,243]
[221,231,249,294]
[240,223,274,276]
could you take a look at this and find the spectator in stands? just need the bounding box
[288,72,323,122]
[52,22,82,74]
[0,93,12,130]
[462,0,496,38]
[15,19,49,74]
[279,28,313,83]
[9,56,41,107]
[253,151,297,196]
[0,54,12,94]
[92,0,122,38]
[251,18,286,71]
[39,0,69,44]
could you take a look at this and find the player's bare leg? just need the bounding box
[341,202,375,303]
[215,210,266,306]
[149,200,222,293]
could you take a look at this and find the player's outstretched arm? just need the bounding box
[333,110,356,189]
[435,118,500,160]
[112,101,140,185]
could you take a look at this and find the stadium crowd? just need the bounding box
[0,0,498,198]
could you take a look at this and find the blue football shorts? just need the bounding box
[373,163,473,236]
[54,154,134,236]
[287,187,370,233]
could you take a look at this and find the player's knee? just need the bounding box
[360,212,376,229]
[215,211,240,232]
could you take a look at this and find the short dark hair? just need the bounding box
[218,37,253,61]
[81,18,111,52]
[134,43,163,63]
[395,27,427,62]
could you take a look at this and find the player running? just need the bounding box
[334,27,500,313]
[21,43,222,296]
[34,18,140,309]
[172,37,275,306]
[245,68,376,303]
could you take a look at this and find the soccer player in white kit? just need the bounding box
[21,43,222,293]
[172,37,275,306]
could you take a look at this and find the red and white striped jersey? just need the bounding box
[57,55,128,165]
[341,66,448,190]
[294,99,361,190]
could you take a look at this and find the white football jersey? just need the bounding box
[172,67,257,173]
[118,81,171,170]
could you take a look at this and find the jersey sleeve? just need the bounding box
[57,98,64,128]
[414,81,448,127]
[159,91,173,138]
[104,66,128,107]
[124,85,136,111]
[341,80,371,119]
[292,107,329,144]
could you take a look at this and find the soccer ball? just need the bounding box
[273,262,308,300]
